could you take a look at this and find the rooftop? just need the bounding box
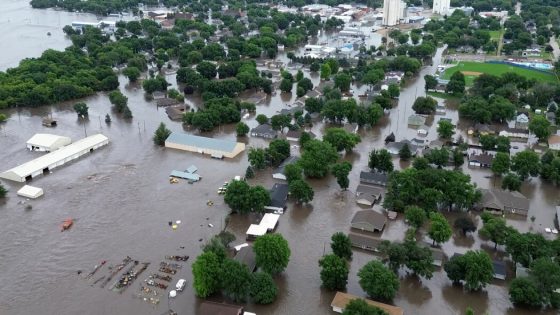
[166,133,238,153]
[268,183,289,209]
[199,301,243,315]
[26,134,71,148]
[351,210,386,231]
[260,213,280,231]
[480,189,530,211]
[331,292,404,315]
[234,245,257,272]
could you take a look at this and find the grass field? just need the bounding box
[441,61,558,86]
[489,29,503,41]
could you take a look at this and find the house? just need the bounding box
[264,183,289,213]
[156,98,180,107]
[468,153,494,168]
[272,156,299,180]
[259,213,280,232]
[165,106,187,121]
[331,292,404,315]
[499,128,529,140]
[549,135,560,150]
[26,134,72,152]
[351,210,387,232]
[359,171,389,187]
[285,130,316,142]
[279,105,304,116]
[515,113,529,130]
[386,140,419,155]
[164,133,245,159]
[16,185,44,199]
[385,71,405,84]
[234,245,257,272]
[493,260,507,280]
[250,124,278,139]
[472,123,497,136]
[348,233,382,252]
[199,301,244,315]
[478,189,530,216]
[408,115,426,127]
[429,247,445,267]
[355,185,383,206]
[0,134,109,182]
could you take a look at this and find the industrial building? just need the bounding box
[0,134,109,182]
[16,185,44,199]
[432,0,450,15]
[26,134,72,152]
[164,133,245,159]
[383,0,406,26]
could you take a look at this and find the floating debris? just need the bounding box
[165,255,189,262]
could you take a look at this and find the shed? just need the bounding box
[355,185,383,206]
[234,245,257,272]
[165,133,245,159]
[26,134,72,152]
[198,301,244,315]
[259,213,280,231]
[331,292,404,315]
[246,224,267,240]
[493,260,506,280]
[264,183,289,214]
[351,210,386,233]
[272,156,299,180]
[0,134,109,182]
[429,247,445,267]
[16,185,44,199]
[359,171,389,187]
[348,233,382,252]
[165,106,187,120]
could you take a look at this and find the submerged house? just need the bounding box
[468,153,494,168]
[331,292,404,315]
[355,184,383,206]
[359,171,389,187]
[478,189,530,216]
[250,124,278,139]
[264,183,289,214]
[348,233,382,252]
[165,133,245,159]
[272,156,299,180]
[351,210,387,233]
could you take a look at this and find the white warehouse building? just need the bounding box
[26,133,72,152]
[0,134,109,182]
[383,0,407,26]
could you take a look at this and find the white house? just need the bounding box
[26,134,72,152]
[549,135,560,150]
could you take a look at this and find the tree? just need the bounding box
[425,147,449,168]
[288,179,314,203]
[109,90,128,112]
[502,172,522,191]
[479,216,509,249]
[153,122,171,146]
[331,162,352,190]
[279,78,293,93]
[405,206,426,228]
[342,299,389,315]
[387,84,400,98]
[319,254,349,291]
[245,166,255,179]
[142,76,168,94]
[444,254,465,285]
[284,163,302,183]
[249,272,278,304]
[403,240,434,279]
[221,259,252,302]
[254,233,291,274]
[437,120,455,139]
[224,180,270,214]
[413,157,430,170]
[446,71,466,94]
[424,74,438,91]
[196,61,217,79]
[248,148,267,170]
[73,102,88,117]
[479,135,497,151]
[369,149,394,173]
[412,96,437,114]
[529,115,551,142]
[123,66,141,82]
[122,106,132,119]
[299,140,339,178]
[320,63,332,80]
[192,251,221,298]
[334,73,352,92]
[444,250,493,291]
[236,122,249,136]
[358,260,400,301]
[491,152,510,176]
[509,277,542,308]
[323,128,361,152]
[428,212,452,245]
[0,184,7,198]
[331,232,353,260]
[310,61,320,72]
[454,217,476,235]
[399,144,412,160]
[256,114,269,125]
[452,148,464,168]
[270,114,291,131]
[299,131,312,147]
[511,150,540,180]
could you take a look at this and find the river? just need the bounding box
[0,3,558,315]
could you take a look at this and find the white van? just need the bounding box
[176,279,186,291]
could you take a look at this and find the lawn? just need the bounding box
[489,29,503,41]
[441,61,558,86]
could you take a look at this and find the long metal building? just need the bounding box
[165,132,245,159]
[0,134,109,182]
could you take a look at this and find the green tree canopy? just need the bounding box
[331,232,353,260]
[404,206,427,229]
[342,299,389,315]
[319,254,349,291]
[511,150,540,180]
[331,161,353,190]
[299,140,339,178]
[437,120,455,139]
[428,212,452,245]
[529,115,552,142]
[254,233,291,274]
[221,258,252,302]
[249,272,278,304]
[192,251,222,298]
[358,260,400,301]
[323,128,361,152]
[288,179,314,204]
[153,122,171,146]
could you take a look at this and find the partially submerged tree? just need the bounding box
[249,272,278,304]
[254,233,291,274]
[331,232,353,260]
[319,254,349,291]
[331,161,352,190]
[153,122,171,146]
[428,212,452,246]
[358,260,400,301]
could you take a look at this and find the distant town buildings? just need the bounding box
[432,0,450,15]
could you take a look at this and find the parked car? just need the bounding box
[176,279,186,291]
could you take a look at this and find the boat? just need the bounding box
[165,255,189,261]
[61,218,73,232]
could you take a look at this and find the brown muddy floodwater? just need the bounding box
[0,2,559,315]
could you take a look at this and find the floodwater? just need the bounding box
[0,3,559,315]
